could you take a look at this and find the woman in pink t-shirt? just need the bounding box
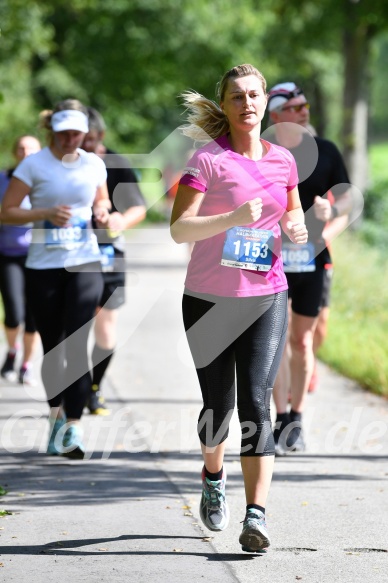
[170,64,307,553]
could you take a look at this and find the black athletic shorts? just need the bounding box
[286,265,326,318]
[320,266,333,309]
[99,249,126,310]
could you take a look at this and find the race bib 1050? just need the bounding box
[282,242,316,272]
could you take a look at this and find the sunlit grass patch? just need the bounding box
[319,230,388,397]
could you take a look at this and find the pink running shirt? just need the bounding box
[179,135,298,297]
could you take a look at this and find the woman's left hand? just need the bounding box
[93,206,110,226]
[285,221,308,244]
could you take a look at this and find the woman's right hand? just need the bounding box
[45,205,72,227]
[231,197,263,226]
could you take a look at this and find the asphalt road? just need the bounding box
[0,224,387,582]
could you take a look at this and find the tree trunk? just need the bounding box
[342,23,372,194]
[311,76,326,138]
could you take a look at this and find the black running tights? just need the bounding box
[25,265,103,419]
[182,291,288,456]
[0,254,36,332]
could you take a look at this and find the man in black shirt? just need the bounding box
[82,108,146,415]
[266,83,351,454]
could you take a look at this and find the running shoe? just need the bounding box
[47,417,67,455]
[273,415,290,457]
[87,384,111,416]
[1,351,17,381]
[199,467,230,531]
[18,365,37,386]
[287,422,306,452]
[239,508,271,552]
[61,425,85,460]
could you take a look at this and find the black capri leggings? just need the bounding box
[182,290,288,457]
[25,265,104,419]
[0,254,36,332]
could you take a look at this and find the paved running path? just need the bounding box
[0,224,387,582]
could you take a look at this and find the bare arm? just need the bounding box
[322,213,348,244]
[170,184,263,244]
[93,178,146,231]
[121,205,146,229]
[1,177,72,226]
[280,186,308,244]
[314,190,352,222]
[106,205,147,232]
[92,182,111,225]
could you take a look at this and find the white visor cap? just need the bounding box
[267,82,303,112]
[51,110,89,133]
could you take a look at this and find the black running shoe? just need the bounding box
[87,384,111,416]
[1,351,17,381]
[273,414,290,457]
[287,422,306,452]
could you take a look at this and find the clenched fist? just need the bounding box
[45,205,72,227]
[313,195,332,222]
[231,197,263,226]
[285,221,308,244]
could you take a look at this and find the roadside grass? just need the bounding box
[361,141,388,249]
[319,229,388,398]
[369,141,388,178]
[0,485,10,518]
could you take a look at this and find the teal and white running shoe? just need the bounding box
[46,417,66,456]
[239,508,271,552]
[61,425,85,460]
[199,467,229,531]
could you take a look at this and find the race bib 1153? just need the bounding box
[221,227,275,272]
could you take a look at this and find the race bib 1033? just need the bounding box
[44,217,88,249]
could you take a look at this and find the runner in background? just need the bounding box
[309,188,348,392]
[82,108,146,415]
[1,99,110,458]
[302,126,349,392]
[266,83,351,454]
[163,163,181,217]
[163,148,197,257]
[0,135,41,385]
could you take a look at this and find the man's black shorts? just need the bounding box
[320,267,333,309]
[286,266,325,318]
[98,250,126,310]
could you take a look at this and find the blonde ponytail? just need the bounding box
[39,109,54,131]
[179,90,229,143]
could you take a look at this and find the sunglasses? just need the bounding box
[281,102,310,113]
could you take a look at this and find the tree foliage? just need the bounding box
[0,0,52,162]
[32,0,273,151]
[0,0,387,174]
[257,0,388,188]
